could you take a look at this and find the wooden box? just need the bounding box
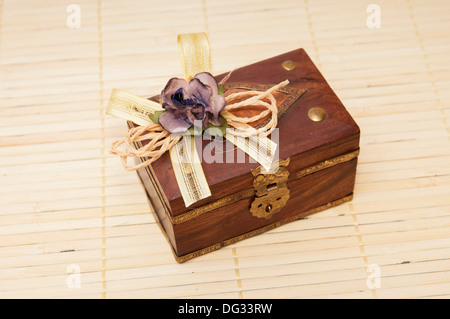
[131,49,360,263]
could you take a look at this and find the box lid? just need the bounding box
[133,48,360,217]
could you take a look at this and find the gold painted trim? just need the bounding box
[172,194,354,263]
[170,149,359,224]
[294,149,360,180]
[222,82,307,128]
[173,188,255,224]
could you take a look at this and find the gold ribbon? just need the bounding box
[106,32,281,207]
[177,32,211,80]
[170,135,211,207]
[171,32,212,206]
[106,88,163,126]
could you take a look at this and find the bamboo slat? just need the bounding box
[0,0,449,299]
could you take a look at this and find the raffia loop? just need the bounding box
[110,122,182,171]
[222,80,289,137]
[110,80,289,171]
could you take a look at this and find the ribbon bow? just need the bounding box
[106,33,288,207]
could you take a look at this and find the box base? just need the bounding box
[144,191,353,263]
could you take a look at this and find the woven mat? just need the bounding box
[1,0,449,298]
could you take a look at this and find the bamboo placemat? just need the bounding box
[0,0,449,299]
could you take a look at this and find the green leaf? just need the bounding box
[218,84,224,96]
[206,116,228,137]
[148,110,166,124]
[188,125,203,136]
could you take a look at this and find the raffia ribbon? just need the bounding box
[223,79,289,137]
[109,79,288,171]
[111,122,182,171]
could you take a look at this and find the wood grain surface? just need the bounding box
[0,0,449,298]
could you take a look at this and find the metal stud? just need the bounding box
[308,107,327,122]
[282,60,297,71]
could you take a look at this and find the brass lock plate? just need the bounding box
[250,158,290,219]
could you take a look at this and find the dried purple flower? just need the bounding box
[158,72,226,134]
